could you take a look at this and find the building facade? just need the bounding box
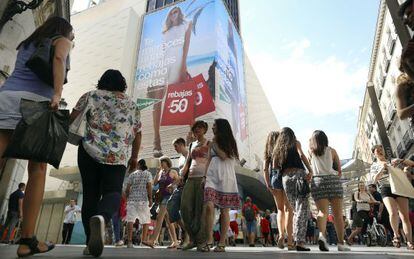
[354,0,414,164]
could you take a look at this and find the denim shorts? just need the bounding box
[246,220,257,234]
[161,195,171,205]
[270,169,284,190]
[167,188,182,223]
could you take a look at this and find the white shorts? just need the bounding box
[126,201,151,224]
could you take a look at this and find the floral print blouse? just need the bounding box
[74,90,141,166]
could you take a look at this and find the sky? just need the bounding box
[239,0,380,159]
[71,0,379,159]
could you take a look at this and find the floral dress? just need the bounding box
[74,89,141,166]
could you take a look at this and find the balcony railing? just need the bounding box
[397,142,408,158]
[403,130,414,150]
[386,105,396,129]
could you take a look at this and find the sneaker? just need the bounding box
[338,244,351,251]
[127,242,133,248]
[88,215,105,257]
[83,247,90,255]
[318,233,329,252]
[115,240,124,247]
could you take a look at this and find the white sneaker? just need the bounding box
[88,215,105,257]
[318,234,329,252]
[338,243,351,251]
[115,240,124,247]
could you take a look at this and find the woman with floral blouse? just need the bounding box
[70,69,142,257]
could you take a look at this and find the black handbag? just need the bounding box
[26,36,69,86]
[296,177,310,198]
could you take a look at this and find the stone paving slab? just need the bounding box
[0,244,413,259]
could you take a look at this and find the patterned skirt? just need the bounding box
[204,157,240,209]
[311,174,343,201]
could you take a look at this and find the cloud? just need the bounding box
[248,39,368,117]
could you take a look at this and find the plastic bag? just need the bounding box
[3,99,70,169]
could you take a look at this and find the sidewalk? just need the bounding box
[0,244,413,259]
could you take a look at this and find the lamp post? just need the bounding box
[0,0,44,32]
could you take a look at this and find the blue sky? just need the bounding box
[239,0,380,158]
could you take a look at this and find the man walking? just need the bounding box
[0,183,25,244]
[242,197,259,247]
[62,199,81,244]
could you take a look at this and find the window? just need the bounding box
[165,0,174,5]
[147,0,156,11]
[155,0,164,9]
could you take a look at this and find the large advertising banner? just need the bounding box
[134,0,247,157]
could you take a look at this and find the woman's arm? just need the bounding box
[204,142,213,178]
[180,144,192,179]
[396,85,414,119]
[153,169,161,186]
[263,157,271,189]
[331,148,342,177]
[51,38,72,110]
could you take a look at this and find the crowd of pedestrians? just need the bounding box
[1,8,414,258]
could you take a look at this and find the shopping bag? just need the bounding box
[389,166,414,198]
[68,93,89,145]
[3,99,70,169]
[192,74,215,117]
[161,80,196,126]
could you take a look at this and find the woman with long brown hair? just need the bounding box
[0,16,73,257]
[263,131,293,249]
[273,127,312,251]
[308,130,350,251]
[201,118,240,252]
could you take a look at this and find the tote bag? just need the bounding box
[68,93,90,145]
[389,166,414,198]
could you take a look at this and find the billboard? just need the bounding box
[134,0,248,157]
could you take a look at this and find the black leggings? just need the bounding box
[78,144,126,243]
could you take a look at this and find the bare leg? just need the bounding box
[219,208,230,245]
[148,88,166,153]
[396,197,412,244]
[315,199,329,238]
[331,198,345,244]
[383,197,401,239]
[148,205,168,244]
[165,216,178,247]
[272,190,286,243]
[142,224,149,242]
[127,222,134,243]
[347,227,362,243]
[205,202,215,245]
[17,161,49,256]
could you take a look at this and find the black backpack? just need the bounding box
[244,204,255,222]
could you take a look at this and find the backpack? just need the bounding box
[244,204,255,222]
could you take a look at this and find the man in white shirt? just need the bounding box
[269,209,278,246]
[62,199,81,244]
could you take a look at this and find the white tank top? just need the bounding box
[310,146,338,176]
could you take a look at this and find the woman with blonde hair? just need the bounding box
[263,131,294,249]
[143,156,180,248]
[149,6,193,157]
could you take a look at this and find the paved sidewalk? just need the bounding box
[0,244,413,258]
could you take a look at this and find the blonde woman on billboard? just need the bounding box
[148,6,193,157]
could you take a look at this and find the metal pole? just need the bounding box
[385,0,411,46]
[367,82,394,159]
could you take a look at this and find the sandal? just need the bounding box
[197,243,210,252]
[213,244,226,252]
[287,243,296,251]
[167,244,178,249]
[17,236,55,257]
[277,237,284,249]
[392,237,401,248]
[407,242,414,250]
[142,241,155,249]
